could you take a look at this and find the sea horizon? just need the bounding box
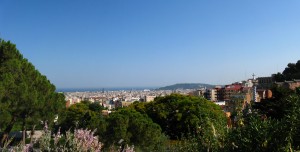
[56,86,160,92]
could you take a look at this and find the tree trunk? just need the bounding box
[0,116,17,146]
[22,119,26,145]
[30,125,36,144]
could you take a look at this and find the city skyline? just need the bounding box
[1,1,300,88]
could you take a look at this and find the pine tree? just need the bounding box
[0,39,65,145]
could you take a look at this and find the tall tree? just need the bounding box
[0,39,65,145]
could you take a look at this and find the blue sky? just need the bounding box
[1,0,300,88]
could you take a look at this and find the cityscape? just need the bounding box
[1,1,300,151]
[64,74,300,116]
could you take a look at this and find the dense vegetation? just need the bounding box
[58,101,167,151]
[273,60,300,81]
[56,94,227,151]
[0,39,65,146]
[2,39,300,151]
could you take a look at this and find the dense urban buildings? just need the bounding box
[64,74,300,118]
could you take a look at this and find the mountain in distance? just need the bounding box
[157,83,216,90]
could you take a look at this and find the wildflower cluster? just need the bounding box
[1,123,134,152]
[73,129,102,151]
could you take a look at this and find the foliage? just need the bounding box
[0,39,65,145]
[88,101,105,112]
[253,86,294,119]
[105,108,167,152]
[131,94,227,150]
[273,72,285,82]
[166,138,200,152]
[233,89,300,151]
[58,101,107,136]
[282,61,300,80]
[0,124,134,152]
[59,102,166,151]
[281,94,300,150]
[274,60,300,81]
[144,94,226,138]
[226,115,291,152]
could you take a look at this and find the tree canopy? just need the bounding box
[129,94,227,151]
[274,60,300,81]
[105,108,166,151]
[0,39,65,145]
[58,101,106,135]
[131,94,227,140]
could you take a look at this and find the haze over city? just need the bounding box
[1,0,300,88]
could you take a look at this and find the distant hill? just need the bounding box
[157,83,215,90]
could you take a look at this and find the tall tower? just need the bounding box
[252,73,258,102]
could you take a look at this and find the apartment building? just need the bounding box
[204,88,217,102]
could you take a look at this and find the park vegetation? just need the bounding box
[0,39,65,146]
[1,38,300,151]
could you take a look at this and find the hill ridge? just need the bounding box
[157,83,215,90]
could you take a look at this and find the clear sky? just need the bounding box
[1,0,300,88]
